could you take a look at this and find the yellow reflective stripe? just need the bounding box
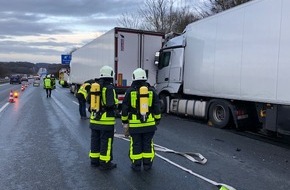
[129,122,155,127]
[113,90,118,105]
[91,120,116,125]
[102,88,106,105]
[129,114,155,127]
[154,114,161,119]
[121,116,128,121]
[89,151,100,158]
[148,91,153,107]
[131,91,137,108]
[100,138,112,162]
[90,112,116,125]
[129,137,143,161]
[142,140,155,161]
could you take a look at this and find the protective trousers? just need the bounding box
[129,131,155,167]
[77,95,87,117]
[90,129,114,164]
[46,89,51,97]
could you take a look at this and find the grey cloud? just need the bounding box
[0,0,143,17]
[0,17,71,36]
[0,40,77,48]
[0,44,61,55]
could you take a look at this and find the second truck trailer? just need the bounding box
[155,0,290,136]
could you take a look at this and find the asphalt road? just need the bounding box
[0,81,289,190]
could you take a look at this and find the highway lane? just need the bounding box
[0,82,289,190]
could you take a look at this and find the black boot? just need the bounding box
[131,163,141,172]
[90,160,100,167]
[143,159,152,171]
[143,164,152,171]
[99,162,117,170]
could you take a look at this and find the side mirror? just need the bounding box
[154,52,160,66]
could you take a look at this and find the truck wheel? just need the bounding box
[209,101,230,128]
[160,95,168,113]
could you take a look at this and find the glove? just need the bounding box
[123,123,129,137]
[155,119,160,126]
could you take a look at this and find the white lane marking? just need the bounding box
[0,102,9,113]
[114,133,236,190]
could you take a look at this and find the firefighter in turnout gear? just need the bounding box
[88,66,118,170]
[77,82,91,119]
[121,68,161,171]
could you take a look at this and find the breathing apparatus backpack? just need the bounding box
[138,86,149,122]
[90,82,102,120]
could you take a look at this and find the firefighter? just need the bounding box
[76,82,91,119]
[43,74,53,98]
[51,74,56,89]
[121,68,161,171]
[88,66,118,170]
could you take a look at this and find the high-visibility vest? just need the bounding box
[44,78,52,88]
[78,83,90,99]
[90,87,118,125]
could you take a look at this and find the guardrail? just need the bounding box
[0,79,9,84]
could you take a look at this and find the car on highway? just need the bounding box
[33,78,40,87]
[10,75,21,84]
[21,76,28,82]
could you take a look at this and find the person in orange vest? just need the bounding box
[121,68,161,171]
[43,74,53,98]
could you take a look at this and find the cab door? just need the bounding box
[157,50,171,86]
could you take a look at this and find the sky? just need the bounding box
[0,0,203,64]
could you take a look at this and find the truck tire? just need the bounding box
[208,101,230,128]
[159,95,168,113]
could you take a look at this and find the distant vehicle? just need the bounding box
[10,75,21,84]
[59,68,69,87]
[21,76,28,82]
[33,78,40,87]
[34,75,41,80]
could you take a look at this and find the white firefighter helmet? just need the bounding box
[132,68,147,81]
[99,66,114,78]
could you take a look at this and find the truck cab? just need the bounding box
[155,35,185,112]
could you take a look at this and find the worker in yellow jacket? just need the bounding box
[43,74,53,98]
[76,82,91,119]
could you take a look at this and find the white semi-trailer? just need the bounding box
[69,27,164,103]
[155,0,290,135]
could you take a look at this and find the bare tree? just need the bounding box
[196,0,253,17]
[118,0,199,33]
[117,12,143,29]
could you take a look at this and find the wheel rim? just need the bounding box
[213,105,225,122]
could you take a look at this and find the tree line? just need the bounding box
[0,62,69,78]
[118,0,252,34]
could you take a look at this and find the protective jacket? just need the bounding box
[77,82,91,99]
[121,80,161,134]
[44,78,52,89]
[89,79,118,131]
